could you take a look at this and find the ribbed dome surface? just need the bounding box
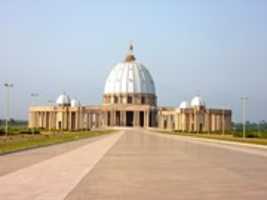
[191,96,205,107]
[179,101,190,109]
[104,62,156,95]
[71,99,80,107]
[56,94,70,106]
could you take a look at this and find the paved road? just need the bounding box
[66,129,267,200]
[0,132,123,200]
[1,129,267,200]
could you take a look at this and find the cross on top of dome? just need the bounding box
[124,43,136,62]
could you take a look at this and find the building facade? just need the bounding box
[29,45,232,133]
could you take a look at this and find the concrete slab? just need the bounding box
[0,134,111,176]
[0,132,123,200]
[66,129,267,200]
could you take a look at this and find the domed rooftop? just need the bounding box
[179,101,190,109]
[71,99,80,107]
[56,93,71,106]
[191,96,205,107]
[104,44,156,95]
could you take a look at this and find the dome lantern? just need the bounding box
[124,43,136,62]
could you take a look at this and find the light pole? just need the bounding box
[222,106,225,136]
[241,97,248,139]
[31,93,39,135]
[4,83,14,136]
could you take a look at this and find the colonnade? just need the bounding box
[158,108,232,133]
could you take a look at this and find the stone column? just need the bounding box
[39,112,42,128]
[45,112,48,129]
[54,112,57,130]
[29,112,33,128]
[121,111,126,127]
[74,111,78,130]
[48,112,51,130]
[103,111,107,127]
[134,111,139,127]
[62,111,65,130]
[120,111,123,126]
[41,112,44,128]
[109,111,113,127]
[51,112,54,130]
[145,111,150,128]
[63,111,67,130]
[89,112,92,129]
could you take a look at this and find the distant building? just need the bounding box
[29,45,231,132]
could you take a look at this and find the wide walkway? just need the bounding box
[1,129,267,200]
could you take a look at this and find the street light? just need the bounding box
[241,97,248,139]
[4,83,14,136]
[31,93,39,135]
[222,106,225,136]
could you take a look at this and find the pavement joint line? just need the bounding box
[146,130,267,158]
[0,131,124,200]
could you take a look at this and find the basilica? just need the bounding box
[29,45,232,133]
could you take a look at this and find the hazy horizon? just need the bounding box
[1,0,267,122]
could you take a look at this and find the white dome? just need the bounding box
[179,101,190,109]
[191,96,205,107]
[104,45,156,95]
[71,99,80,107]
[56,94,70,106]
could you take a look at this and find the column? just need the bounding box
[134,111,139,127]
[88,112,91,129]
[145,111,150,128]
[121,111,126,127]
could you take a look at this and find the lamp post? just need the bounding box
[222,106,225,136]
[241,97,248,139]
[4,83,14,136]
[31,93,39,135]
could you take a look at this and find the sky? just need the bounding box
[1,0,267,122]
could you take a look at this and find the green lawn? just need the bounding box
[0,130,115,154]
[157,130,267,146]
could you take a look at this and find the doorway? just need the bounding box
[199,123,203,133]
[116,111,120,126]
[139,111,144,127]
[71,112,76,130]
[126,111,134,127]
[58,121,62,130]
[107,112,111,126]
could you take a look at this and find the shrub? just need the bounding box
[246,132,258,138]
[0,128,4,135]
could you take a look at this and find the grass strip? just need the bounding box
[0,130,115,154]
[156,130,267,146]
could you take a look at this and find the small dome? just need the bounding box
[56,93,70,106]
[71,99,80,107]
[179,101,190,109]
[191,96,205,107]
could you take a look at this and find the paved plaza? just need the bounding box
[1,129,267,200]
